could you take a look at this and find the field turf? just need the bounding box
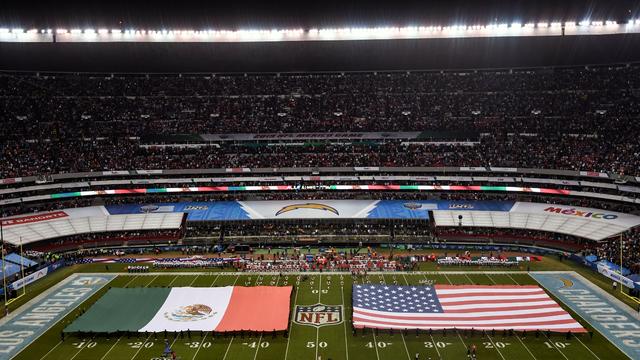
[12,271,627,360]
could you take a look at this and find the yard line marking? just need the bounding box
[252,334,263,360]
[188,274,200,286]
[464,273,475,284]
[123,275,139,288]
[485,273,498,285]
[437,273,469,350]
[486,334,506,360]
[39,340,62,360]
[365,275,381,360]
[315,274,322,360]
[145,274,160,287]
[250,275,279,360]
[283,275,301,360]
[394,274,413,360]
[443,273,454,285]
[574,334,602,360]
[515,334,538,360]
[167,275,180,287]
[99,336,122,360]
[130,333,153,360]
[542,331,569,360]
[210,273,221,286]
[340,275,350,360]
[429,333,442,359]
[231,274,241,286]
[507,273,520,285]
[191,332,208,360]
[222,336,234,360]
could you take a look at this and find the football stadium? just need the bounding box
[2,1,640,359]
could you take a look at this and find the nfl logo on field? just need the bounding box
[294,304,343,328]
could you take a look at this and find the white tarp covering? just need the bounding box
[433,202,640,241]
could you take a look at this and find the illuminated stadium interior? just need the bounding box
[1,1,640,359]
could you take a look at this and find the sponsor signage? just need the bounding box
[1,211,68,227]
[202,132,421,141]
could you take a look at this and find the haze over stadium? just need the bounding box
[1,1,640,360]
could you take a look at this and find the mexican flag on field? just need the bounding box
[65,286,292,333]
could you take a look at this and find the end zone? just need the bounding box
[531,271,640,360]
[0,273,115,360]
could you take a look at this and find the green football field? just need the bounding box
[12,271,627,360]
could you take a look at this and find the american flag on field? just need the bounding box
[352,284,586,333]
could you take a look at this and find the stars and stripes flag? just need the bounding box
[352,284,586,333]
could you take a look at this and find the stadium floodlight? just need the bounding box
[111,29,122,34]
[83,28,95,34]
[605,21,617,26]
[497,23,508,29]
[26,29,38,34]
[510,22,522,28]
[70,28,82,34]
[524,23,535,28]
[537,22,549,28]
[550,22,562,28]
[0,28,8,34]
[11,28,24,33]
[97,28,108,34]
[579,20,590,26]
[591,21,604,26]
[564,21,577,27]
[56,28,67,34]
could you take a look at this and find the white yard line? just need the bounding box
[315,274,322,360]
[516,334,538,360]
[251,275,278,360]
[123,275,139,287]
[507,273,520,285]
[191,332,208,360]
[396,274,415,360]
[542,332,570,360]
[438,272,469,351]
[485,273,498,285]
[130,333,153,360]
[364,275,381,360]
[39,340,62,360]
[574,335,603,360]
[222,336,234,360]
[429,334,442,359]
[486,334,507,360]
[210,273,221,286]
[144,274,160,287]
[463,273,475,284]
[283,275,301,360]
[99,336,122,360]
[252,334,263,360]
[167,275,180,287]
[339,275,350,360]
[188,274,200,286]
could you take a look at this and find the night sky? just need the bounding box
[1,1,639,29]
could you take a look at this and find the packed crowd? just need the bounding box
[2,65,640,178]
[592,228,640,274]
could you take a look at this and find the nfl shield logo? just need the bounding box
[294,304,343,328]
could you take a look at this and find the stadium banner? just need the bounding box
[510,202,640,228]
[65,286,292,333]
[352,284,586,332]
[0,206,108,227]
[596,263,640,289]
[8,261,65,291]
[106,200,514,221]
[201,132,421,141]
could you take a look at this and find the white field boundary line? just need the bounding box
[283,274,301,360]
[78,271,533,276]
[529,270,639,360]
[5,273,116,360]
[339,274,350,360]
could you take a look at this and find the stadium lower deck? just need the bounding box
[11,270,629,360]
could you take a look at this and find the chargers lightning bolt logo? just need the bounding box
[275,203,339,216]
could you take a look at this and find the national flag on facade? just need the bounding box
[65,286,292,333]
[352,284,586,333]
